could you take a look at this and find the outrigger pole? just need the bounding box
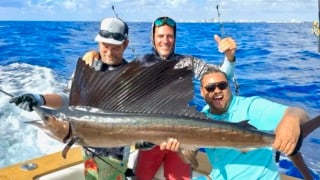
[318,0,320,52]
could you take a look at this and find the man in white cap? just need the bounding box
[10,17,132,180]
[91,17,129,70]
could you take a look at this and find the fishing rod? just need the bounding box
[216,4,225,38]
[215,2,240,95]
[112,5,137,59]
[0,88,14,97]
[111,5,118,18]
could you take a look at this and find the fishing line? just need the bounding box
[215,1,240,95]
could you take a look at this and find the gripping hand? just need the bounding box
[9,94,45,112]
[135,141,155,150]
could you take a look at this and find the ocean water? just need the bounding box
[0,21,319,177]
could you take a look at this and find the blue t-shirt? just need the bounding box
[201,95,288,180]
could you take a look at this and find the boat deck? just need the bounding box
[0,147,299,180]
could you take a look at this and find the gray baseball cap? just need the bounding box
[95,18,128,45]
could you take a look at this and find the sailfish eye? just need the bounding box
[44,116,50,121]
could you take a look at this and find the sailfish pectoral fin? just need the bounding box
[178,148,199,169]
[62,136,80,159]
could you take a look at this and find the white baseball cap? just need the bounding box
[95,18,128,45]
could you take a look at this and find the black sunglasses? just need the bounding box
[99,30,126,41]
[204,81,228,92]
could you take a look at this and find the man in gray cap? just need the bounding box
[91,17,129,70]
[10,17,132,180]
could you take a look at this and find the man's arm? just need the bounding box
[273,107,308,155]
[42,93,68,109]
[219,57,235,80]
[82,50,100,66]
[191,35,237,79]
[10,74,72,111]
[9,93,68,111]
[215,35,236,80]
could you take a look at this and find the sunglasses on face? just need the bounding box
[99,30,126,41]
[154,17,176,27]
[204,81,228,92]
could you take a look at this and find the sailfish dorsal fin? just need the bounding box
[69,58,205,118]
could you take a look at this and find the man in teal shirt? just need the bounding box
[162,66,313,179]
[202,96,287,179]
[198,66,312,179]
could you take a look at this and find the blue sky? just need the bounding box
[0,0,318,22]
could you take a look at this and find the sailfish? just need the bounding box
[6,58,320,179]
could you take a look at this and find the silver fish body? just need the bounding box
[33,106,275,149]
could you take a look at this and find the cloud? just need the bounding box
[63,0,77,10]
[0,0,317,22]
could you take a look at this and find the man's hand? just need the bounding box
[9,94,45,112]
[214,34,237,62]
[135,141,155,150]
[159,138,180,151]
[82,51,100,66]
[273,107,307,155]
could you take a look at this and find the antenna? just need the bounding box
[111,5,118,18]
